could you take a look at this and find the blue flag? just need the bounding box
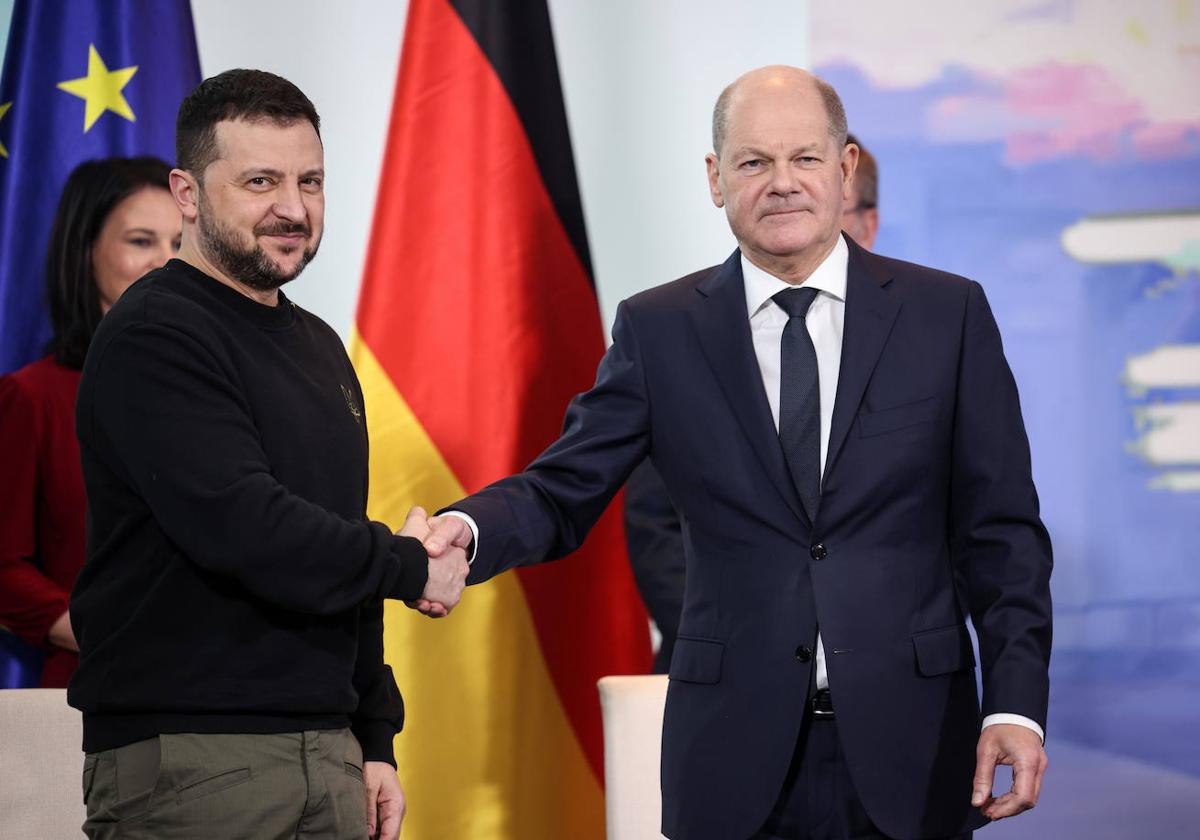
[0,0,201,374]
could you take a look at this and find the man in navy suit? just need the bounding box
[418,66,1052,840]
[626,131,883,677]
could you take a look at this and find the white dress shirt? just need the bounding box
[449,236,1042,740]
[742,238,847,696]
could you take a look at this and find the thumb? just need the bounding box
[972,748,997,807]
[366,772,380,836]
[450,522,473,548]
[425,517,461,554]
[404,506,428,527]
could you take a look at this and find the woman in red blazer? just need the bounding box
[0,157,180,687]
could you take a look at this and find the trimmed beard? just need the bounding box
[197,189,320,292]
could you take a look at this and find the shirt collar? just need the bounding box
[742,234,849,319]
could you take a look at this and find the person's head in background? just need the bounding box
[45,157,180,368]
[841,132,878,250]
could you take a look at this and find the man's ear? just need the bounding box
[170,168,200,222]
[705,152,725,208]
[840,143,860,204]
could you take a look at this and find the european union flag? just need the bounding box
[0,0,200,686]
[0,0,201,375]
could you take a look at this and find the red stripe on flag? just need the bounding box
[357,0,650,782]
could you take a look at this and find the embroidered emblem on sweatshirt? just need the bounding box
[340,384,363,424]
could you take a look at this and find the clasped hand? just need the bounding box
[397,506,472,618]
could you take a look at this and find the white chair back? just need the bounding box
[597,675,670,840]
[0,689,86,839]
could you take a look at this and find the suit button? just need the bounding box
[794,645,813,662]
[810,543,828,560]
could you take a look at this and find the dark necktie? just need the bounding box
[774,287,821,521]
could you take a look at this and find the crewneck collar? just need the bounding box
[168,259,296,331]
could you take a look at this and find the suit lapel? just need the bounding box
[824,239,901,481]
[689,251,809,527]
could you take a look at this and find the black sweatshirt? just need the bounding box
[69,259,428,763]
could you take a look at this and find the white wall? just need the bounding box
[191,0,410,343]
[191,0,808,341]
[0,0,11,68]
[548,1,809,330]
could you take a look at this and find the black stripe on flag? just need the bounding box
[448,0,596,287]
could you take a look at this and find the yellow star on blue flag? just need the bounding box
[0,102,11,158]
[57,44,138,132]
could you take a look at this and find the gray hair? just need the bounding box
[712,73,848,157]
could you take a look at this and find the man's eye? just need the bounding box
[742,159,763,169]
[249,177,270,187]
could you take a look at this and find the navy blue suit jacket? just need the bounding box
[624,459,686,674]
[453,237,1053,840]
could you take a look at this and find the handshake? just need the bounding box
[397,506,473,618]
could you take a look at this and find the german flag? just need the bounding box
[349,0,652,836]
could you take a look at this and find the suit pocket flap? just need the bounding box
[669,637,725,685]
[860,396,940,437]
[912,624,976,676]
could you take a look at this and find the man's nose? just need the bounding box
[272,181,307,222]
[768,161,800,195]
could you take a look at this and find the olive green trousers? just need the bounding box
[82,729,369,839]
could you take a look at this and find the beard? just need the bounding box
[197,190,320,292]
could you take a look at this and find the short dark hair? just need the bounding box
[44,157,173,369]
[176,69,321,175]
[845,132,878,209]
[712,72,848,157]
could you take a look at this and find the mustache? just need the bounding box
[255,221,312,237]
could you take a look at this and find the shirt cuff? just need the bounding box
[981,713,1044,744]
[438,511,479,564]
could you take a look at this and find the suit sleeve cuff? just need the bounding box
[438,511,479,563]
[982,713,1044,744]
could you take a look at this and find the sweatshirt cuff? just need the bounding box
[353,719,399,766]
[388,536,429,601]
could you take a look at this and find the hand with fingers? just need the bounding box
[363,761,405,840]
[972,723,1048,821]
[397,506,471,618]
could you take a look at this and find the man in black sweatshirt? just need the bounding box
[68,69,467,840]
